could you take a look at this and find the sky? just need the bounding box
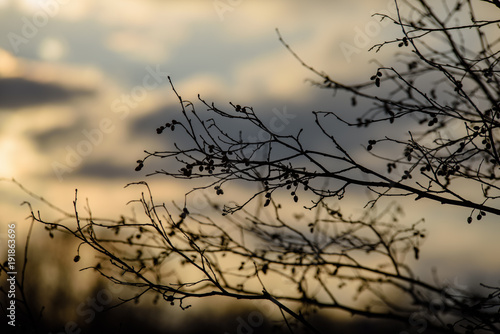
[0,0,402,231]
[1,0,499,332]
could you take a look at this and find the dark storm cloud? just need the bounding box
[0,77,94,109]
[77,161,136,179]
[31,124,81,151]
[130,104,174,136]
[129,91,362,156]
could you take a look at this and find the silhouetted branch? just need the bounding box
[14,1,500,333]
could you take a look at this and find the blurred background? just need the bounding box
[0,0,499,332]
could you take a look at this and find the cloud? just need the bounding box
[0,77,94,109]
[105,30,171,63]
[76,161,136,179]
[129,104,174,137]
[100,1,212,63]
[30,121,81,150]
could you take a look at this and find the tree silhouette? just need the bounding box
[15,0,500,333]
